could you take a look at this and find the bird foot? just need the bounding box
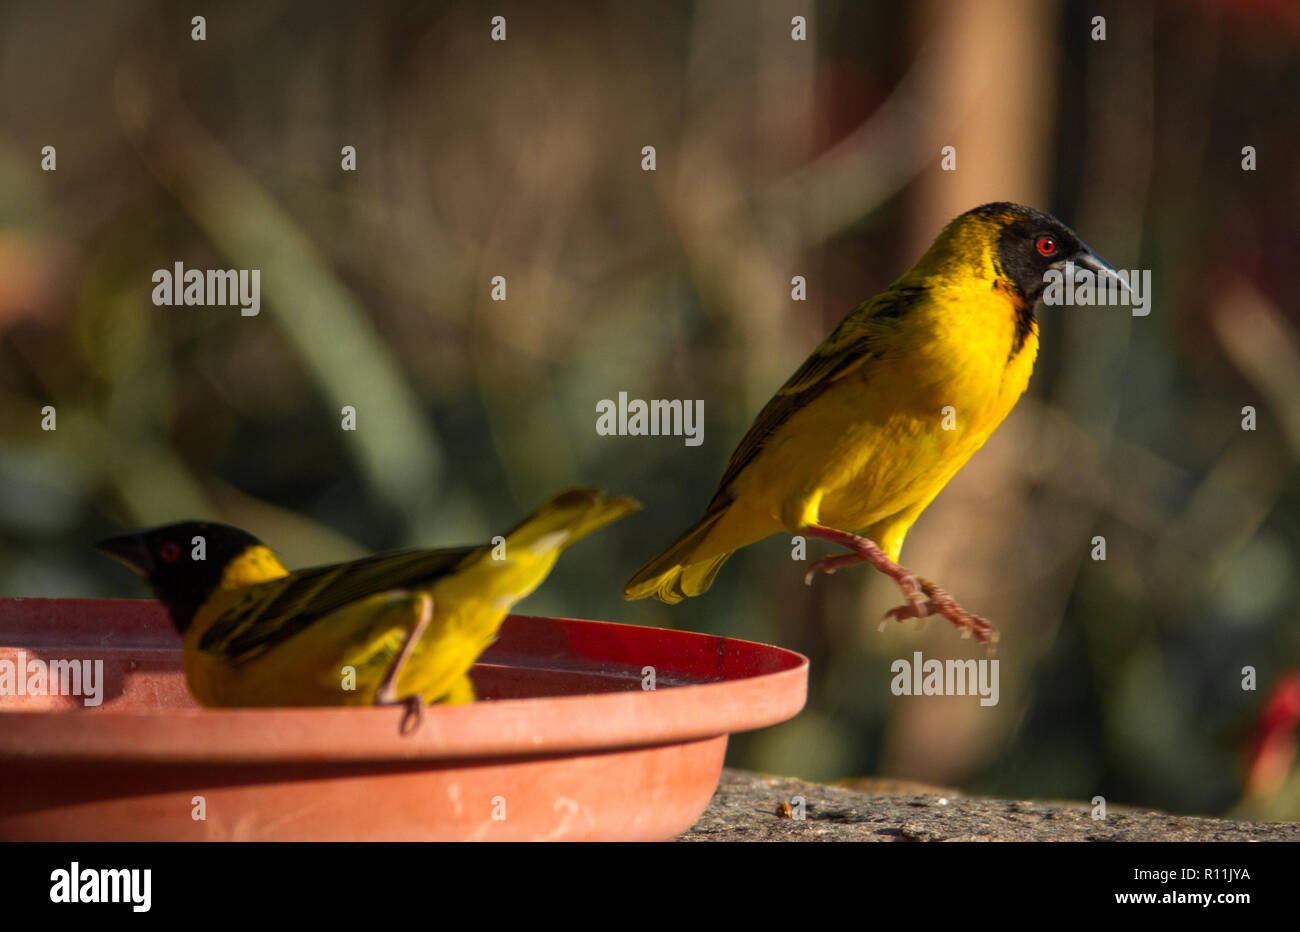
[879,583,998,648]
[803,551,869,585]
[800,524,998,647]
[375,693,425,736]
[396,695,424,735]
[375,592,433,735]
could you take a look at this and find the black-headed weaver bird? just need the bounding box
[624,203,1126,644]
[98,489,638,724]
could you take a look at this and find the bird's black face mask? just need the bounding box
[95,522,263,633]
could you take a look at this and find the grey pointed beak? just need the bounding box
[94,532,154,574]
[1054,247,1132,296]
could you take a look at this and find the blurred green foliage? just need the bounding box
[1,0,1298,819]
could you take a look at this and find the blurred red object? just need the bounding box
[1245,671,1300,799]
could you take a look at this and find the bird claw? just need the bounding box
[804,551,865,585]
[798,528,1000,647]
[397,695,424,736]
[879,591,999,647]
[377,692,425,737]
[898,575,927,616]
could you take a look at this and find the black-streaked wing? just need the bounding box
[198,546,479,662]
[708,286,920,504]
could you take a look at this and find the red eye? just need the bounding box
[1036,236,1057,257]
[159,541,181,563]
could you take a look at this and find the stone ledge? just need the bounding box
[680,769,1300,841]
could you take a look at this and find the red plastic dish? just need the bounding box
[0,598,807,841]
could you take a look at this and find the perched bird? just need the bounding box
[98,489,638,722]
[625,203,1126,644]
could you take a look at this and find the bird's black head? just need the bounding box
[95,521,264,633]
[967,202,1122,305]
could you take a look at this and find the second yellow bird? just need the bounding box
[625,203,1125,644]
[98,489,638,720]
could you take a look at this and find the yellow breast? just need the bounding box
[734,278,1038,536]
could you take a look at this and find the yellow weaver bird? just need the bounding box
[98,489,638,721]
[625,203,1125,644]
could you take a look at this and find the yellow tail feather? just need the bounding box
[502,488,641,555]
[623,507,734,604]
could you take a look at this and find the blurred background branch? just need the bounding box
[0,0,1297,819]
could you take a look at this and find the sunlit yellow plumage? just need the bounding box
[98,489,638,709]
[625,203,1122,644]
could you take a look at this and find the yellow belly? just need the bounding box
[723,286,1037,555]
[182,551,561,708]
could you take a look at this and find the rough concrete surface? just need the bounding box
[680,769,1300,841]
